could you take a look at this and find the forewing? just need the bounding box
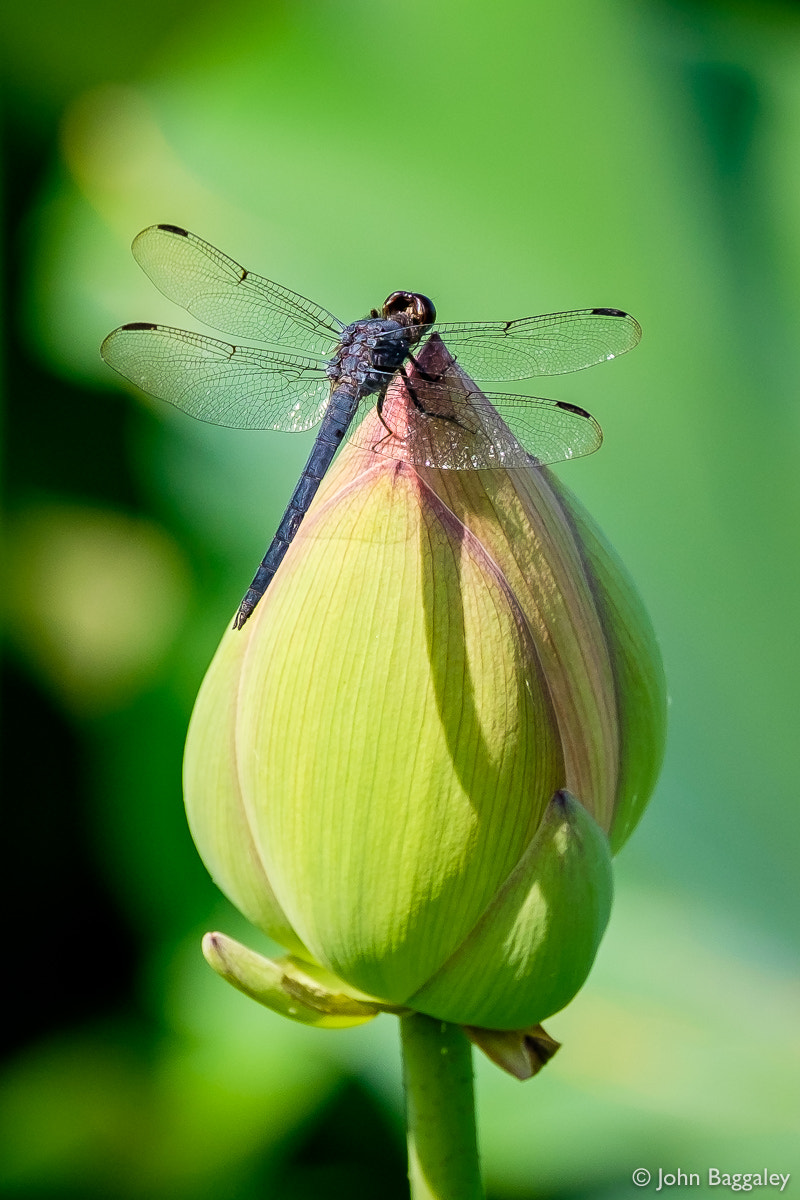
[432,308,641,380]
[131,224,344,354]
[101,323,331,431]
[349,380,602,469]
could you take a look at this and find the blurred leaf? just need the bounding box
[6,502,190,715]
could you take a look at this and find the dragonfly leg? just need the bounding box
[396,365,428,414]
[375,390,398,435]
[397,365,478,435]
[405,351,444,383]
[374,364,454,433]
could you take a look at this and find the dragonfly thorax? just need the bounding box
[327,316,414,396]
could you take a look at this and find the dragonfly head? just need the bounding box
[381,291,436,342]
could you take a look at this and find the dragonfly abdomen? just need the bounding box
[233,386,361,628]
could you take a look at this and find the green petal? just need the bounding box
[235,461,563,1003]
[202,932,389,1027]
[408,791,613,1029]
[183,625,308,955]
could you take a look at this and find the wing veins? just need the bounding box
[131,225,344,353]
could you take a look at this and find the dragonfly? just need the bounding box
[101,224,641,628]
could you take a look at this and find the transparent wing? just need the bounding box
[348,378,602,469]
[130,224,345,355]
[101,323,332,431]
[430,308,641,381]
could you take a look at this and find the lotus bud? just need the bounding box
[184,335,666,1036]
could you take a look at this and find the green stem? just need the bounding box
[400,1013,484,1200]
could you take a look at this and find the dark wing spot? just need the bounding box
[122,321,158,331]
[591,307,627,317]
[556,400,591,418]
[240,268,248,281]
[157,223,189,237]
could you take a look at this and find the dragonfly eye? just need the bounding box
[382,291,437,329]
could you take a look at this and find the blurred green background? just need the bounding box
[2,0,798,1196]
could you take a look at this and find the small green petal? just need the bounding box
[202,932,392,1027]
[408,791,613,1029]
